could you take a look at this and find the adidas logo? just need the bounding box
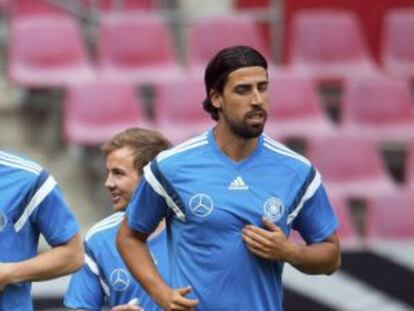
[228,176,249,190]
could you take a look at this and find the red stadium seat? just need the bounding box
[234,0,269,9]
[266,70,335,139]
[63,80,148,145]
[366,190,414,240]
[8,16,94,88]
[307,134,396,199]
[341,75,414,142]
[153,77,213,144]
[289,10,378,82]
[382,9,414,80]
[96,14,183,85]
[187,14,270,71]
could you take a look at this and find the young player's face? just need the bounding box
[105,146,141,211]
[215,66,269,139]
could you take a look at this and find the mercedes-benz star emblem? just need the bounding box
[110,268,130,292]
[189,193,214,217]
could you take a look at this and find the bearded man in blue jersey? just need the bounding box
[0,151,83,311]
[117,45,341,311]
[64,128,171,311]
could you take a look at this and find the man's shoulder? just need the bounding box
[85,212,124,245]
[155,132,210,169]
[262,134,312,175]
[0,150,43,178]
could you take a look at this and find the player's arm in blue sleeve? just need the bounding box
[64,243,105,311]
[1,171,83,287]
[287,169,341,275]
[117,163,199,310]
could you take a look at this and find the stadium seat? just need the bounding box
[289,10,378,82]
[266,71,336,139]
[9,0,67,18]
[187,14,270,71]
[382,9,414,80]
[365,190,414,240]
[83,0,157,13]
[307,134,396,199]
[63,80,148,146]
[96,14,184,85]
[153,77,213,144]
[234,0,269,9]
[341,75,414,142]
[8,16,94,88]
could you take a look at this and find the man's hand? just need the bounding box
[242,218,297,262]
[159,286,199,311]
[0,263,15,292]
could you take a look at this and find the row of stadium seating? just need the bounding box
[7,8,414,89]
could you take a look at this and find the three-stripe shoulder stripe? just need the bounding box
[86,212,124,241]
[84,253,110,296]
[287,169,321,225]
[143,164,186,222]
[0,151,42,175]
[14,175,57,232]
[157,133,208,162]
[263,136,310,166]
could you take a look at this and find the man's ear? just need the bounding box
[210,90,222,109]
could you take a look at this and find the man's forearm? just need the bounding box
[288,234,341,275]
[2,233,83,286]
[116,219,171,307]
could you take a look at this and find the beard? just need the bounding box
[224,108,267,139]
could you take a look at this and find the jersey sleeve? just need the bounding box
[30,170,79,246]
[64,243,105,311]
[126,172,170,234]
[291,170,339,244]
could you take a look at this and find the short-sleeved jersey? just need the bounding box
[64,212,169,311]
[127,130,338,311]
[0,151,80,311]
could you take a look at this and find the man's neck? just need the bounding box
[213,124,259,162]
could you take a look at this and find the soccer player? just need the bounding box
[117,46,341,311]
[64,128,171,311]
[0,150,83,311]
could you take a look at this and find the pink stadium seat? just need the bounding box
[63,80,148,145]
[9,0,67,18]
[266,71,335,139]
[187,14,270,70]
[82,0,157,13]
[382,9,414,79]
[290,10,377,82]
[153,77,213,144]
[307,134,396,199]
[366,191,414,240]
[8,16,94,88]
[96,14,183,84]
[341,75,414,141]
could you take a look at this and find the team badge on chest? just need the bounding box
[263,197,285,222]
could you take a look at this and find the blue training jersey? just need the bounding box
[0,150,79,311]
[127,130,339,311]
[64,212,169,311]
